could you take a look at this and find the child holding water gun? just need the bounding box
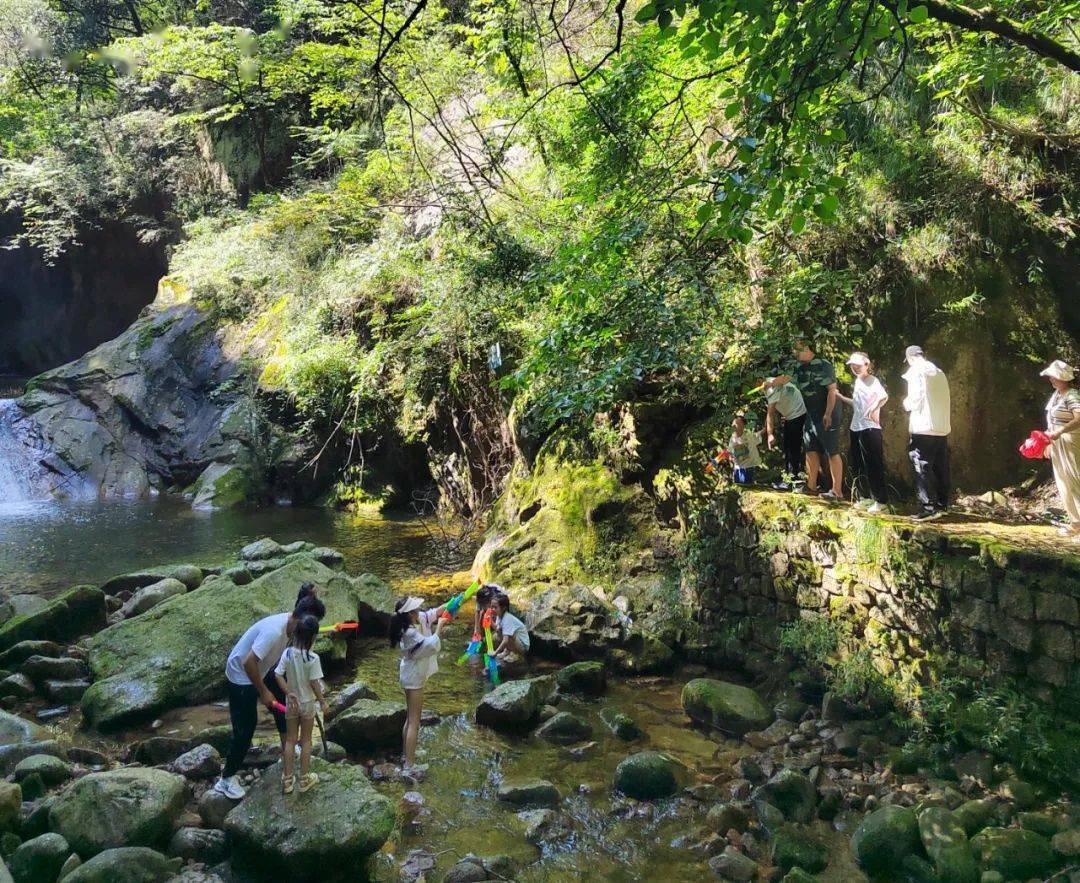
[728,414,762,485]
[389,596,447,771]
[273,614,328,794]
[492,592,530,663]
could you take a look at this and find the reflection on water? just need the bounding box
[0,497,458,596]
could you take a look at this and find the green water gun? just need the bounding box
[440,579,481,621]
[482,608,500,685]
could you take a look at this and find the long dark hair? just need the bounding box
[476,584,496,608]
[294,594,325,620]
[389,598,413,648]
[291,614,319,660]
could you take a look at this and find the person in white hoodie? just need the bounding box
[902,345,951,521]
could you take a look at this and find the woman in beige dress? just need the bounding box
[1041,360,1080,538]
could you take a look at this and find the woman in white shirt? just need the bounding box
[389,596,447,770]
[838,352,889,511]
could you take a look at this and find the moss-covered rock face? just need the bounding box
[613,751,680,799]
[224,758,394,882]
[851,806,921,875]
[970,827,1057,880]
[190,462,253,510]
[0,586,106,652]
[81,557,392,729]
[324,700,407,752]
[681,678,772,736]
[61,847,181,883]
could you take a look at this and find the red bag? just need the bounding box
[1019,430,1052,459]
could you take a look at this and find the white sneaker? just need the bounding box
[854,498,872,510]
[867,502,886,514]
[213,776,246,800]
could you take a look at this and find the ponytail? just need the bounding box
[389,598,411,648]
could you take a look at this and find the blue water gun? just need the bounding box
[482,609,500,685]
[441,580,480,621]
[457,633,482,665]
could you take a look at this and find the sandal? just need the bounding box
[298,773,319,793]
[282,774,295,795]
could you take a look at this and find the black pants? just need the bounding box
[782,415,805,478]
[850,428,887,503]
[908,434,950,510]
[222,671,286,778]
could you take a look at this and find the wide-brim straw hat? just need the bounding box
[1040,360,1075,382]
[398,596,424,614]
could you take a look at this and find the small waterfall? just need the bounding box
[0,399,52,504]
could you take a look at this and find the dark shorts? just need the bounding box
[803,404,841,457]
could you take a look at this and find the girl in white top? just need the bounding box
[390,596,447,769]
[492,592,530,660]
[273,614,327,794]
[837,352,889,510]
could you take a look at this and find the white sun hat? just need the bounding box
[1040,360,1075,382]
[398,596,424,614]
[846,352,870,367]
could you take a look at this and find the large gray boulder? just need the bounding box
[224,759,394,881]
[48,767,186,857]
[10,833,69,883]
[0,586,105,652]
[119,579,186,619]
[81,558,393,729]
[100,565,204,595]
[61,847,180,883]
[475,677,551,731]
[681,678,772,735]
[851,806,921,875]
[324,700,406,751]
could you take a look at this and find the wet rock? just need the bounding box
[515,808,563,844]
[998,777,1037,810]
[771,824,828,874]
[496,780,561,807]
[0,642,63,668]
[65,747,108,768]
[537,712,592,745]
[970,827,1056,880]
[221,565,251,585]
[191,463,251,510]
[745,719,795,750]
[82,558,391,729]
[18,773,44,802]
[0,586,106,653]
[119,579,186,619]
[43,680,89,704]
[196,789,237,829]
[324,699,406,751]
[58,853,81,878]
[172,744,221,779]
[0,676,33,701]
[555,661,606,696]
[613,751,680,800]
[708,846,759,880]
[442,857,488,883]
[167,827,227,863]
[18,656,86,683]
[475,677,551,731]
[816,785,842,821]
[9,833,69,883]
[34,707,68,723]
[753,800,785,834]
[239,538,285,561]
[706,802,751,834]
[0,711,45,747]
[224,758,394,880]
[311,548,344,569]
[1052,828,1080,858]
[851,806,921,875]
[954,799,995,837]
[681,679,771,736]
[918,806,977,883]
[752,769,816,823]
[0,783,18,833]
[599,707,643,741]
[60,847,180,883]
[734,756,764,784]
[13,755,71,786]
[129,737,188,766]
[101,565,204,595]
[324,681,378,721]
[48,767,186,857]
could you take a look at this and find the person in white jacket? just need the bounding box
[390,596,447,770]
[902,345,951,520]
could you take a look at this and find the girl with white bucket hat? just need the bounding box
[1041,360,1080,538]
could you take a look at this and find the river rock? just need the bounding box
[681,679,771,736]
[555,661,606,696]
[119,579,186,619]
[599,707,644,740]
[0,596,48,626]
[19,656,86,683]
[168,827,228,863]
[324,699,406,751]
[0,740,64,776]
[196,789,237,829]
[0,642,63,668]
[44,680,89,704]
[706,801,751,834]
[240,538,284,560]
[916,806,977,883]
[0,587,106,652]
[0,676,33,701]
[13,755,72,786]
[10,833,69,883]
[771,824,828,874]
[752,769,816,823]
[0,783,18,833]
[61,847,180,883]
[998,777,1038,810]
[221,565,252,585]
[1052,829,1080,857]
[709,846,759,880]
[310,548,344,568]
[325,681,379,721]
[101,565,204,595]
[496,780,561,807]
[48,767,186,857]
[954,798,995,836]
[515,809,563,844]
[613,751,680,799]
[851,806,920,875]
[537,712,592,744]
[172,744,221,779]
[970,826,1056,879]
[475,677,551,731]
[191,463,250,510]
[224,759,393,881]
[0,710,45,747]
[81,558,392,728]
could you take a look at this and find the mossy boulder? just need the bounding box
[224,759,393,881]
[13,755,72,787]
[62,847,179,883]
[851,806,921,875]
[100,565,203,595]
[0,783,20,833]
[0,586,106,652]
[771,824,828,873]
[239,538,285,561]
[48,768,186,857]
[324,700,406,751]
[81,558,391,729]
[918,807,977,883]
[555,661,606,696]
[10,833,69,883]
[970,827,1057,880]
[191,462,252,510]
[536,711,592,744]
[496,780,561,807]
[681,678,772,736]
[119,579,186,619]
[475,677,551,731]
[0,711,45,747]
[752,769,817,823]
[953,799,995,837]
[599,707,644,740]
[613,751,680,799]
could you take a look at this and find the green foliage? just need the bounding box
[779,616,896,705]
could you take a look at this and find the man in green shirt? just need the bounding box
[773,339,844,500]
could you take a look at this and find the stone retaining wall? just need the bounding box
[689,492,1079,702]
